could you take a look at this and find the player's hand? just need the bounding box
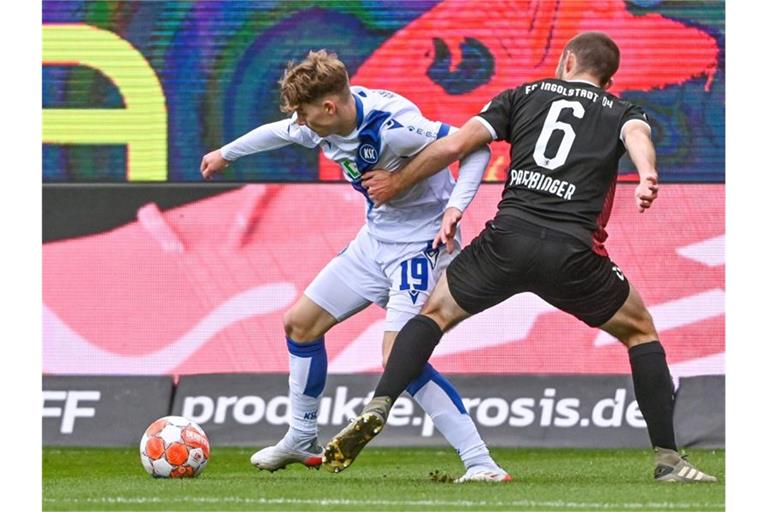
[432,207,463,253]
[200,149,230,180]
[362,169,403,206]
[634,175,659,213]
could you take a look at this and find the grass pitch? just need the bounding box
[43,447,724,511]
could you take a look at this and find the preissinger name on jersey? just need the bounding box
[508,168,576,200]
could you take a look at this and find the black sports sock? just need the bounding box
[628,341,677,451]
[375,315,443,400]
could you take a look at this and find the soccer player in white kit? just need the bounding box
[200,50,510,482]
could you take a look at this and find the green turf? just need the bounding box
[43,447,724,511]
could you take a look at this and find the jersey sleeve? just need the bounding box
[446,127,488,212]
[619,103,652,143]
[475,88,516,142]
[220,117,319,161]
[383,110,452,158]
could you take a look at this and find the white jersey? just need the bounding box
[221,86,483,243]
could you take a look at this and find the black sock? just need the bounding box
[375,315,443,400]
[628,341,677,451]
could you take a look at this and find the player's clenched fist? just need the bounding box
[362,169,403,206]
[200,149,230,180]
[634,175,659,213]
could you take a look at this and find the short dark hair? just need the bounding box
[564,32,620,86]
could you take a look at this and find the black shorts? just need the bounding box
[447,215,630,327]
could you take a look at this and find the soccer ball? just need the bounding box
[139,415,210,478]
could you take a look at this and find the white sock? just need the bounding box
[408,364,495,469]
[283,337,327,449]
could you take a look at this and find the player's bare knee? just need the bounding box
[628,305,656,337]
[625,336,660,350]
[418,300,450,331]
[281,310,299,339]
[419,308,449,332]
[638,308,657,336]
[380,345,390,369]
[616,312,658,348]
[282,309,316,342]
[380,332,397,369]
[422,299,467,332]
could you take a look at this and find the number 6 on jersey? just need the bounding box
[533,99,585,170]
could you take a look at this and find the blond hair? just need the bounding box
[279,50,350,113]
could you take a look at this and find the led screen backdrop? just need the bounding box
[42,184,724,378]
[42,0,725,381]
[42,0,724,182]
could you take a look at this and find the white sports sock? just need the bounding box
[408,364,494,469]
[284,337,327,448]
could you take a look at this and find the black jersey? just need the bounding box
[475,78,649,255]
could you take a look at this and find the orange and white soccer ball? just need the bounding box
[139,415,210,478]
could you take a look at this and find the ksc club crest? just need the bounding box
[359,144,378,164]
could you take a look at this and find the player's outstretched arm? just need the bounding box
[364,118,493,205]
[199,119,307,180]
[623,121,659,213]
[434,139,490,252]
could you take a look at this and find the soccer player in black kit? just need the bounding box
[322,32,716,483]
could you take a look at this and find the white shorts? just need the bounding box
[305,226,460,331]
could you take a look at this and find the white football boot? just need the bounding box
[250,439,323,472]
[455,464,513,483]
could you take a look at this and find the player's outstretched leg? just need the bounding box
[251,336,326,471]
[323,314,446,473]
[324,312,453,473]
[604,284,716,482]
[407,363,510,483]
[629,342,716,483]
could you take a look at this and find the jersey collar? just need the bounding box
[353,93,364,129]
[564,78,600,88]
